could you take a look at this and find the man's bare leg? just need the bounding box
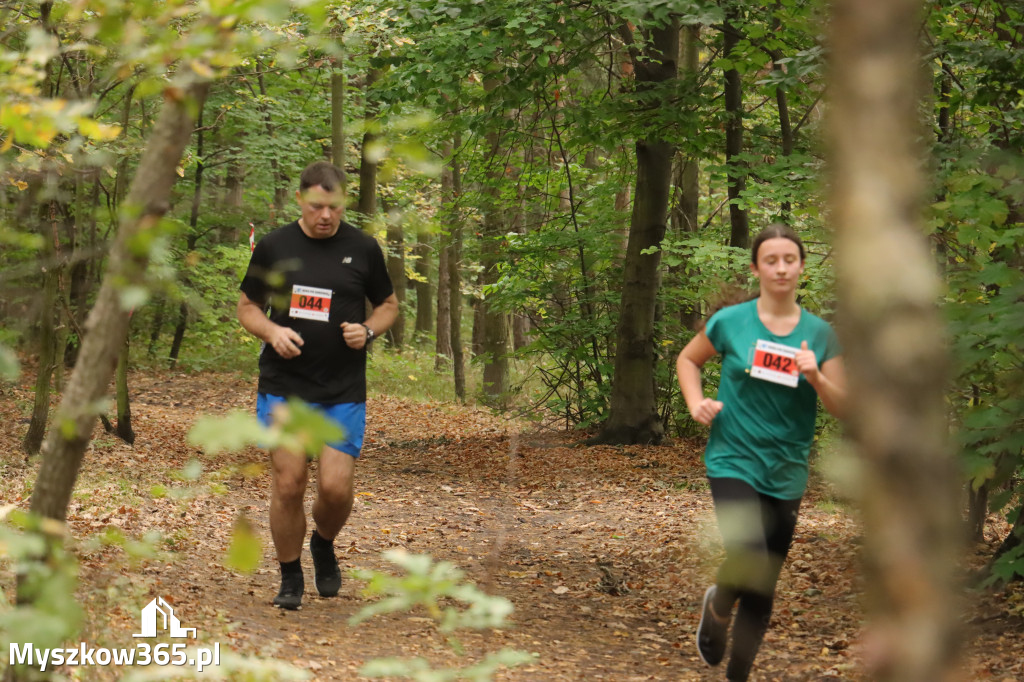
[269,449,308,608]
[309,446,355,596]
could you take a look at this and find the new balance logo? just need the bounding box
[342,257,352,264]
[133,597,196,639]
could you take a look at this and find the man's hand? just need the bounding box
[690,398,724,426]
[268,325,304,359]
[340,322,369,350]
[795,340,819,383]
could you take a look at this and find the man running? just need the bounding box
[237,161,397,609]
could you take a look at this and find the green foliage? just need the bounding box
[0,344,18,380]
[922,1,1024,577]
[488,174,627,426]
[351,549,534,681]
[351,549,514,631]
[225,515,262,574]
[188,397,344,458]
[360,649,535,682]
[0,511,82,675]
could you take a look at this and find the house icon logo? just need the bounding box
[133,597,197,639]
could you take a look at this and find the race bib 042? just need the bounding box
[289,285,332,322]
[750,339,800,388]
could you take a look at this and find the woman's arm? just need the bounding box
[676,331,724,426]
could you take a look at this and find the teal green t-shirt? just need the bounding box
[704,298,841,499]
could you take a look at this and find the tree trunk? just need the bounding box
[479,77,510,407]
[357,66,381,217]
[29,82,208,525]
[965,384,987,543]
[828,2,960,680]
[168,102,207,370]
[593,18,679,445]
[435,147,453,368]
[471,280,484,359]
[449,137,466,401]
[675,23,701,331]
[435,241,450,363]
[414,228,432,342]
[168,301,188,369]
[23,211,60,456]
[512,314,529,350]
[724,8,750,249]
[769,4,794,218]
[385,208,406,349]
[331,67,346,186]
[113,333,135,444]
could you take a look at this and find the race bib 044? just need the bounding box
[289,285,332,322]
[750,339,800,388]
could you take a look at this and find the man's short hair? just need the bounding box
[299,161,345,194]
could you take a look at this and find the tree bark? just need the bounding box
[331,67,346,186]
[385,207,406,349]
[479,76,509,407]
[23,209,60,455]
[828,1,961,680]
[169,101,207,369]
[593,18,679,444]
[769,5,794,218]
[113,333,135,444]
[724,8,750,249]
[167,302,188,368]
[414,228,432,341]
[357,66,381,217]
[435,145,453,366]
[29,82,209,524]
[675,23,702,331]
[448,136,466,402]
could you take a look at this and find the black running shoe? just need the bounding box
[696,585,729,666]
[310,531,342,597]
[273,570,304,610]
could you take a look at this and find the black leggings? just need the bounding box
[708,477,801,681]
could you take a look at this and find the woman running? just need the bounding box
[676,223,846,681]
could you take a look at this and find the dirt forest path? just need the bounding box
[3,370,1023,681]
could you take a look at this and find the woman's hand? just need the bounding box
[690,398,724,426]
[795,341,819,383]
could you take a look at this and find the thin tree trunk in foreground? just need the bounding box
[828,2,961,680]
[30,83,209,524]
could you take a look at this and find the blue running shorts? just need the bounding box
[256,393,366,458]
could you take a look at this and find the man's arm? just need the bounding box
[340,294,400,350]
[237,291,304,359]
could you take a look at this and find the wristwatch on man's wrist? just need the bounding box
[364,325,376,345]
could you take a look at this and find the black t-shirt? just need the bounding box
[239,220,394,403]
